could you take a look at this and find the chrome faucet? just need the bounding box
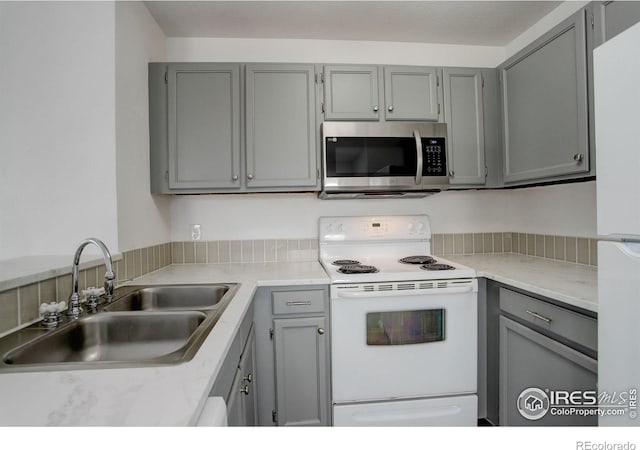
[67,238,115,318]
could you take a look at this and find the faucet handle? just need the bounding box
[81,287,105,298]
[82,287,104,310]
[40,301,66,328]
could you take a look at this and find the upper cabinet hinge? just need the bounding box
[436,75,440,87]
[321,72,325,83]
[481,74,485,88]
[269,328,274,340]
[317,169,320,180]
[164,71,168,84]
[485,166,489,178]
[437,104,441,115]
[272,410,278,424]
[321,102,325,114]
[591,14,595,30]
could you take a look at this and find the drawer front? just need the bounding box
[499,288,597,352]
[272,290,325,315]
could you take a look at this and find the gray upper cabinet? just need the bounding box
[592,0,640,46]
[245,64,318,189]
[499,10,590,184]
[149,62,320,194]
[442,68,486,185]
[323,65,380,121]
[322,64,441,122]
[167,63,241,190]
[383,66,439,121]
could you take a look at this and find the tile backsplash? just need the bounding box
[0,233,597,337]
[0,243,173,338]
[431,232,598,266]
[171,239,319,264]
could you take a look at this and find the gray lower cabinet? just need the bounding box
[442,68,486,185]
[273,316,328,426]
[209,305,256,426]
[593,0,640,46]
[499,9,591,184]
[245,64,319,189]
[253,285,331,426]
[322,64,441,122]
[498,286,598,426]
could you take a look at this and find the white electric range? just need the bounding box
[319,215,478,426]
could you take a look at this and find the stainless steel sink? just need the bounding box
[104,284,232,312]
[3,312,207,365]
[0,283,239,372]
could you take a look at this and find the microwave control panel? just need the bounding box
[422,138,447,176]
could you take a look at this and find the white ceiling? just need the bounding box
[144,1,562,46]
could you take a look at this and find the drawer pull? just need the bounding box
[526,310,552,323]
[286,301,312,306]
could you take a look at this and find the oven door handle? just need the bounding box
[336,285,475,298]
[414,129,423,186]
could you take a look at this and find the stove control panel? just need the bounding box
[320,215,431,242]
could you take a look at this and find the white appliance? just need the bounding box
[594,22,640,426]
[319,215,478,426]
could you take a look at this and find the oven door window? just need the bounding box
[366,309,445,345]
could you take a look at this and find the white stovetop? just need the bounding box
[320,255,476,284]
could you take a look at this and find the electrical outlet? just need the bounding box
[190,224,201,241]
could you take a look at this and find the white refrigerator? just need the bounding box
[594,21,640,426]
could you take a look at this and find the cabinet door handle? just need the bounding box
[388,105,394,112]
[525,310,552,323]
[232,174,239,181]
[286,301,311,306]
[373,105,379,112]
[573,153,584,162]
[247,174,254,180]
[243,373,253,383]
[240,385,250,395]
[449,170,455,177]
[317,328,325,335]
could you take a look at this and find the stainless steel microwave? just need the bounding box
[319,122,449,199]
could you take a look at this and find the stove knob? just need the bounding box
[408,223,416,234]
[417,222,426,232]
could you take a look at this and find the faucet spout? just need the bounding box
[68,238,115,317]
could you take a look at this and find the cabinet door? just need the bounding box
[443,68,486,185]
[499,316,597,426]
[239,326,257,426]
[323,65,380,120]
[273,316,329,426]
[167,64,241,189]
[226,367,244,426]
[384,66,439,121]
[245,64,318,189]
[500,10,589,183]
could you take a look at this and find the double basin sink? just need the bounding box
[0,284,238,371]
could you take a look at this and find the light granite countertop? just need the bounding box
[0,262,329,426]
[0,254,597,426]
[447,253,598,313]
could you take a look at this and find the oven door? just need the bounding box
[330,280,478,404]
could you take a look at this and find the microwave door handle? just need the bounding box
[413,129,423,185]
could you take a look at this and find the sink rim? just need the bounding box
[103,283,235,312]
[0,282,240,373]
